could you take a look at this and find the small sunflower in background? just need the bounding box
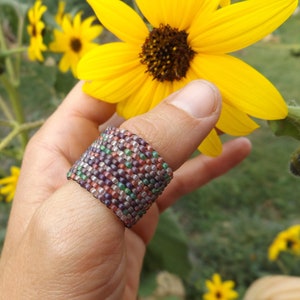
[268,225,300,261]
[49,11,103,77]
[203,273,239,300]
[27,0,47,62]
[0,166,20,203]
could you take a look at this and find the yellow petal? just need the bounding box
[148,81,174,110]
[198,129,222,157]
[136,0,211,30]
[80,42,99,56]
[58,53,72,73]
[223,280,235,290]
[0,185,14,194]
[212,273,222,285]
[5,192,14,202]
[118,76,192,118]
[87,0,148,44]
[190,0,298,53]
[187,0,224,40]
[77,43,140,80]
[217,102,259,136]
[72,11,83,32]
[117,75,156,118]
[191,54,287,120]
[49,30,68,51]
[61,13,72,33]
[82,64,147,104]
[70,55,80,77]
[28,1,47,23]
[10,166,20,175]
[81,17,103,40]
[0,177,15,184]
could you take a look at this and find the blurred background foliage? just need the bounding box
[1,0,300,299]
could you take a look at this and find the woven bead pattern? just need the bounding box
[67,127,173,227]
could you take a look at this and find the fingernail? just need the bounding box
[169,80,221,118]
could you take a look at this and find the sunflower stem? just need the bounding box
[0,119,15,127]
[15,9,26,82]
[276,259,290,275]
[0,47,28,59]
[0,119,45,152]
[0,95,14,121]
[0,22,18,86]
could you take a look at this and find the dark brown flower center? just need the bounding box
[216,291,222,299]
[70,37,82,53]
[139,24,195,82]
[31,24,37,37]
[286,239,296,249]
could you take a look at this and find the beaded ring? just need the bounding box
[67,127,173,228]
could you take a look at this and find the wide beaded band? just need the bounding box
[67,127,173,228]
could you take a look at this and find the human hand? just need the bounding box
[0,80,251,299]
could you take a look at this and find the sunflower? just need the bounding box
[0,166,20,203]
[203,273,238,300]
[27,0,47,62]
[49,12,103,77]
[268,225,300,261]
[77,0,297,156]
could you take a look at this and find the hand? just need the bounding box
[0,80,251,299]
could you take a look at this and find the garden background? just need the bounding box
[1,0,300,299]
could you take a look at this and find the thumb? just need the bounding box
[122,79,221,170]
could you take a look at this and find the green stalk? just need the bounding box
[0,23,18,86]
[0,95,14,121]
[0,119,15,127]
[0,75,28,149]
[0,119,44,152]
[0,47,28,58]
[276,259,290,275]
[15,9,26,83]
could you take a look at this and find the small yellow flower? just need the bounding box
[0,166,20,202]
[203,273,239,300]
[49,12,103,77]
[55,0,71,26]
[268,225,300,261]
[78,0,297,156]
[27,0,47,62]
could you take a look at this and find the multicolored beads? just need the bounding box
[67,127,173,228]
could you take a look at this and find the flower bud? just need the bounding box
[290,147,300,176]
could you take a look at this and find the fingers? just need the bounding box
[157,137,252,212]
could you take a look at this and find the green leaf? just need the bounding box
[18,59,58,119]
[139,271,157,297]
[143,209,192,279]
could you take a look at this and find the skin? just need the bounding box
[0,80,251,299]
